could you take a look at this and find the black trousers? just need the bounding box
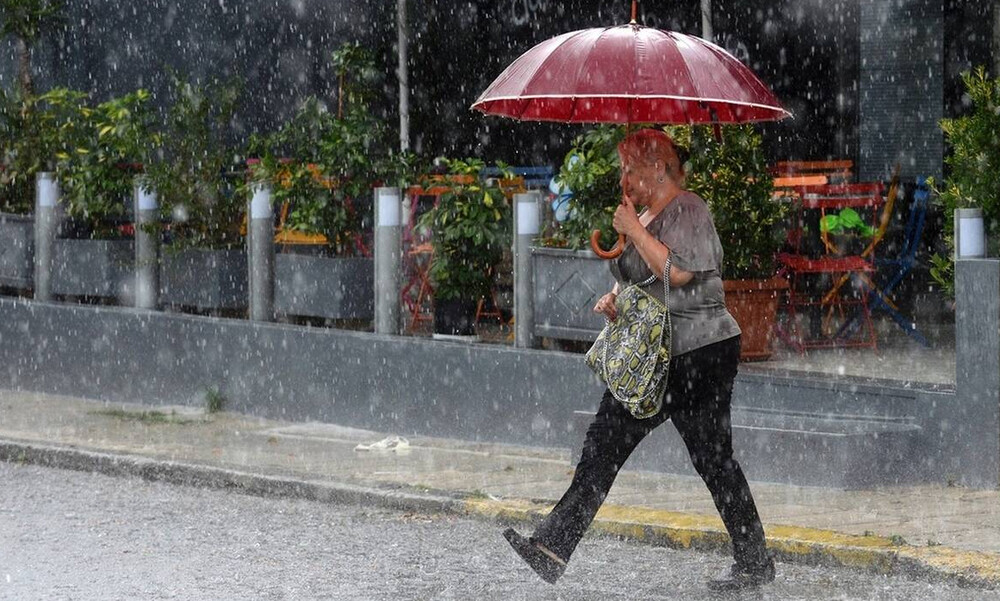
[533,336,769,568]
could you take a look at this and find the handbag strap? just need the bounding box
[630,255,671,308]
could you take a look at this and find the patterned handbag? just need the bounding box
[585,256,672,419]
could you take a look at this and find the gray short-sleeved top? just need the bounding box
[608,191,741,356]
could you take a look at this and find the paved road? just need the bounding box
[1,462,997,601]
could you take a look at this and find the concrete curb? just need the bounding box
[2,438,998,589]
[0,439,467,517]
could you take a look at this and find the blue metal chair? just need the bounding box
[866,177,931,346]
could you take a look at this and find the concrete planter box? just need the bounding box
[532,246,614,341]
[161,248,247,310]
[52,238,133,300]
[0,213,34,288]
[275,251,373,320]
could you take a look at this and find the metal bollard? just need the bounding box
[514,191,540,348]
[33,172,60,302]
[374,187,402,335]
[248,184,274,322]
[134,180,160,310]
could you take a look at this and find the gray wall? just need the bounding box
[0,298,603,448]
[0,294,990,488]
[859,0,945,181]
[950,259,1000,488]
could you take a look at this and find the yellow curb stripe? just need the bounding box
[463,498,1000,585]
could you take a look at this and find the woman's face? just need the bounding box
[618,147,664,207]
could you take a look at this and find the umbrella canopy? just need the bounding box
[471,24,790,125]
[473,18,790,258]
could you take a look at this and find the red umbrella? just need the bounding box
[472,4,790,257]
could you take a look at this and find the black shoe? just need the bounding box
[707,558,776,591]
[502,528,566,584]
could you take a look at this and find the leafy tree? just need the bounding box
[0,0,64,96]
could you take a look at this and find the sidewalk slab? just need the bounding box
[0,389,998,588]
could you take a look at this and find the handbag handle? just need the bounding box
[634,254,672,308]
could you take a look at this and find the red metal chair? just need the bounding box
[775,182,885,352]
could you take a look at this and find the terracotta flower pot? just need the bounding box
[723,277,789,362]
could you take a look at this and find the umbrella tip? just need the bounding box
[630,0,638,24]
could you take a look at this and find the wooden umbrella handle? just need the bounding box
[591,230,625,259]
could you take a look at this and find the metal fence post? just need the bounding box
[33,172,59,302]
[514,191,540,348]
[375,186,402,335]
[248,184,274,322]
[134,180,160,310]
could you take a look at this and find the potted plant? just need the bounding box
[145,74,248,313]
[50,88,157,302]
[929,66,1000,298]
[0,87,84,288]
[245,100,377,322]
[670,124,790,361]
[417,158,511,338]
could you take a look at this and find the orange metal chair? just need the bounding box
[401,241,435,332]
[775,182,885,351]
[771,159,854,184]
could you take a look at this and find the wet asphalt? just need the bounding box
[1,462,997,601]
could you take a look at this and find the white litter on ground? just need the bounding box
[353,435,411,454]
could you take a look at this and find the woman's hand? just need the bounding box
[593,292,618,321]
[613,195,643,239]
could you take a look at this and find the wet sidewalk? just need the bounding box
[0,389,997,587]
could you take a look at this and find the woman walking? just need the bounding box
[503,128,774,591]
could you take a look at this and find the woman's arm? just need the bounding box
[613,197,694,287]
[629,228,694,287]
[594,282,621,320]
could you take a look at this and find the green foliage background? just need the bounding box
[547,124,782,281]
[671,124,784,280]
[546,125,623,251]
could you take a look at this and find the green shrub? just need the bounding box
[0,87,87,214]
[56,88,159,237]
[417,158,511,301]
[929,66,1000,296]
[146,73,243,250]
[244,43,394,256]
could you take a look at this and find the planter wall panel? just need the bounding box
[0,214,34,288]
[274,254,373,320]
[52,239,133,301]
[532,247,614,341]
[161,249,247,310]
